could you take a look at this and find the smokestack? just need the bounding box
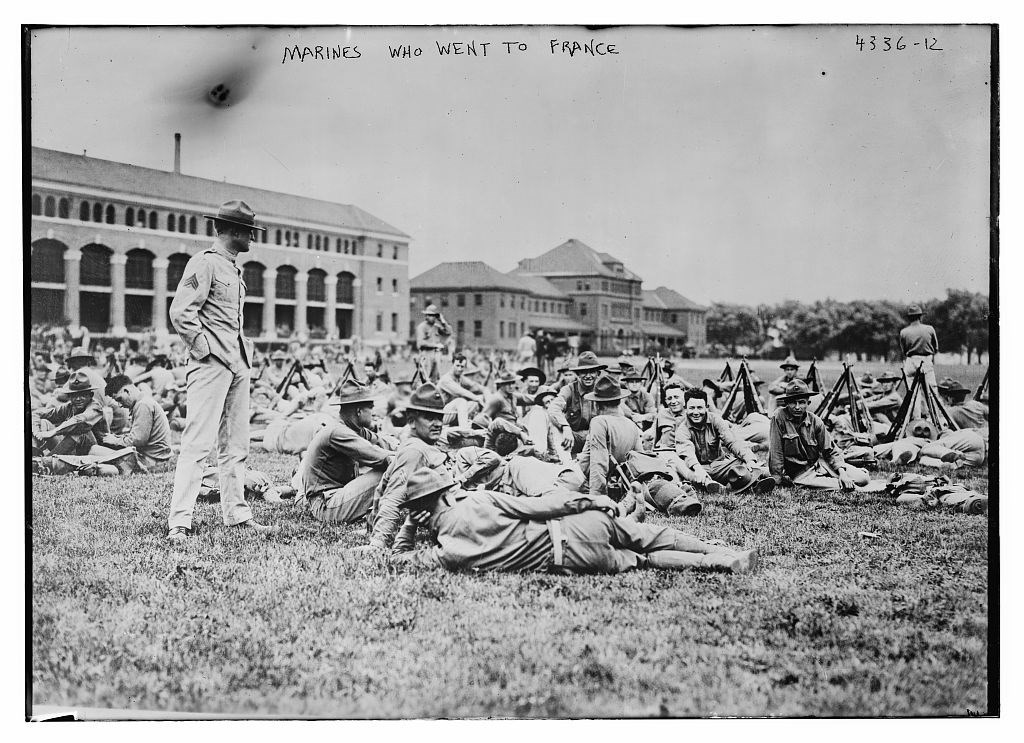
[173,133,181,174]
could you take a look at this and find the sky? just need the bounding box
[29,25,992,306]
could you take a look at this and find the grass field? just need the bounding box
[31,432,992,718]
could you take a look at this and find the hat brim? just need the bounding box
[571,364,607,373]
[403,482,456,509]
[780,363,799,369]
[404,404,446,415]
[622,375,645,382]
[777,392,813,403]
[60,382,100,395]
[517,368,547,384]
[583,390,630,402]
[532,391,557,405]
[329,395,378,407]
[203,214,266,232]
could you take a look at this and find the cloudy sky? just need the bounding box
[29,25,992,305]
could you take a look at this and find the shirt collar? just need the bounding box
[211,237,238,264]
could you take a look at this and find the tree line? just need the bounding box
[706,289,990,363]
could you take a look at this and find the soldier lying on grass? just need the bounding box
[352,467,758,575]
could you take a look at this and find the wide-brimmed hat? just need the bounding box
[270,350,287,361]
[67,347,93,363]
[622,366,645,382]
[494,370,519,387]
[907,304,924,317]
[780,355,799,370]
[517,366,546,385]
[583,374,630,402]
[860,373,878,386]
[777,380,814,403]
[701,378,724,395]
[404,383,446,414]
[203,199,266,232]
[876,372,902,383]
[750,374,764,387]
[571,351,606,373]
[531,385,558,406]
[402,467,457,509]
[59,369,101,396]
[937,377,971,395]
[329,379,377,407]
[422,304,441,316]
[463,364,483,377]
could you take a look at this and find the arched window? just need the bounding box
[343,239,349,254]
[80,201,91,221]
[137,208,146,227]
[125,249,154,289]
[276,229,282,245]
[189,216,197,234]
[105,205,115,224]
[167,253,191,290]
[276,266,297,299]
[393,245,399,260]
[307,269,326,302]
[92,203,102,222]
[307,234,313,250]
[337,272,355,304]
[206,220,214,237]
[167,214,176,232]
[315,235,321,251]
[80,244,112,286]
[58,198,70,219]
[148,212,157,229]
[125,207,135,226]
[44,196,56,217]
[243,262,265,296]
[31,194,41,215]
[31,239,66,283]
[178,215,187,233]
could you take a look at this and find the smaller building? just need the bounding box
[642,287,708,354]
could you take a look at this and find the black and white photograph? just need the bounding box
[24,18,997,721]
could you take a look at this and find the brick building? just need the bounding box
[29,142,410,347]
[642,287,708,353]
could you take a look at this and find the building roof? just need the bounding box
[646,286,707,312]
[411,261,530,292]
[32,147,409,239]
[529,315,591,333]
[514,238,642,281]
[641,320,688,338]
[509,273,568,299]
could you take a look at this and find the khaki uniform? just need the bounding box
[167,239,255,531]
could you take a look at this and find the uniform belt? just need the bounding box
[548,518,564,567]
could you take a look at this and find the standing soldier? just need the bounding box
[899,304,940,415]
[414,303,452,378]
[166,200,275,541]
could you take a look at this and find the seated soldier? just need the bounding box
[865,372,903,424]
[649,383,721,492]
[32,370,110,456]
[521,386,572,465]
[94,374,174,473]
[550,352,607,455]
[768,381,869,491]
[293,380,396,524]
[767,356,800,413]
[622,367,656,429]
[937,377,988,431]
[437,352,488,428]
[374,468,759,574]
[674,389,774,494]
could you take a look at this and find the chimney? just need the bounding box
[173,132,181,174]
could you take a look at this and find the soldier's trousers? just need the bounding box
[549,510,732,574]
[169,357,253,530]
[303,471,385,524]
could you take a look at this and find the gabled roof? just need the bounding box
[411,261,530,292]
[509,273,568,299]
[641,320,688,338]
[515,238,642,281]
[648,286,707,312]
[32,147,409,239]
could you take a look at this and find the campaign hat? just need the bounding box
[67,347,94,364]
[494,370,519,387]
[777,380,814,403]
[906,304,924,317]
[517,366,547,385]
[779,355,799,370]
[404,383,446,414]
[701,378,724,395]
[203,199,266,232]
[876,372,902,383]
[621,366,645,382]
[583,374,630,403]
[937,377,971,395]
[58,369,101,396]
[422,304,441,315]
[330,379,377,407]
[402,467,458,510]
[570,352,607,373]
[531,385,559,406]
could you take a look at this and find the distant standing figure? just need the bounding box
[899,304,939,398]
[166,200,276,542]
[415,304,452,352]
[517,330,537,367]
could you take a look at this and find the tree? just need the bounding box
[706,303,762,355]
[927,289,989,363]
